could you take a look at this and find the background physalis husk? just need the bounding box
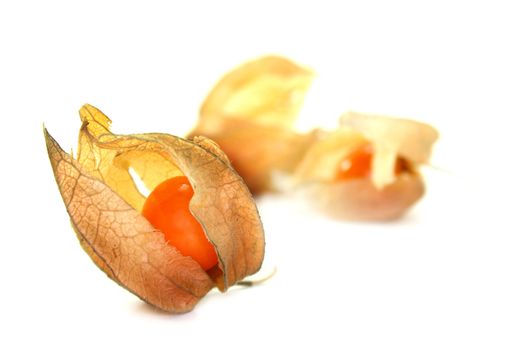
[198,55,314,133]
[190,56,316,193]
[191,55,439,220]
[45,104,265,313]
[293,113,438,220]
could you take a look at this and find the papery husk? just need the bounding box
[293,128,369,183]
[198,55,314,134]
[340,111,439,189]
[45,105,265,312]
[293,115,436,220]
[46,130,213,313]
[301,174,425,221]
[191,118,317,194]
[192,56,315,193]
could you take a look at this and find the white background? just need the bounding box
[1,1,524,349]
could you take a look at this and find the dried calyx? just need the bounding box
[45,104,265,313]
[191,56,439,220]
[293,112,438,220]
[190,56,316,194]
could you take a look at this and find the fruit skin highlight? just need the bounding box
[142,176,218,271]
[335,144,374,180]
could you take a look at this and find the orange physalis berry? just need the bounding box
[142,176,218,270]
[336,144,408,181]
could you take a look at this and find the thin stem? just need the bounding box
[236,267,277,287]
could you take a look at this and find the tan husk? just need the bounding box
[340,111,439,189]
[45,104,265,313]
[191,118,317,194]
[301,174,425,221]
[293,128,369,184]
[192,56,315,193]
[292,116,436,220]
[198,55,314,134]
